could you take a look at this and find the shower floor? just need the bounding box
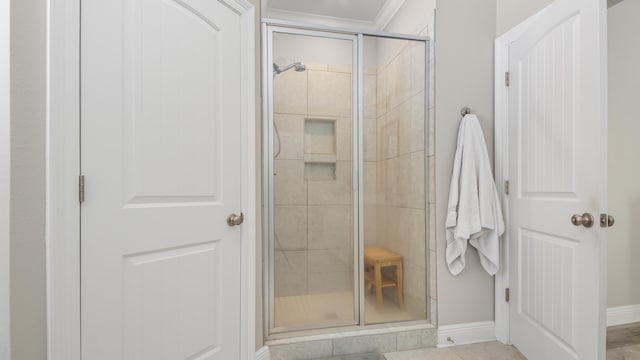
[274,291,420,328]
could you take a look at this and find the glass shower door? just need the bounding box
[362,35,428,325]
[266,27,359,332]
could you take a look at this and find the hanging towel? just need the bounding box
[445,114,505,276]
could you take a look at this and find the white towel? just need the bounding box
[445,114,505,276]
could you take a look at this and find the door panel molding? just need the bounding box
[46,0,256,359]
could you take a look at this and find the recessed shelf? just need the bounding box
[304,118,336,155]
[304,153,337,163]
[304,162,336,181]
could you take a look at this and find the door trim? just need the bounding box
[0,0,10,356]
[46,0,257,359]
[493,3,556,346]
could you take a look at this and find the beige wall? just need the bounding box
[495,0,553,36]
[607,0,640,308]
[429,0,554,328]
[10,0,47,359]
[1,0,11,358]
[434,0,497,326]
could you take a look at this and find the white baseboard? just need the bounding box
[607,304,640,327]
[437,321,496,348]
[255,346,270,360]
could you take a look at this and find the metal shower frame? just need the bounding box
[262,19,431,338]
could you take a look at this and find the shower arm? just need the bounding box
[273,61,305,75]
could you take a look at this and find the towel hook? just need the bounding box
[460,107,472,117]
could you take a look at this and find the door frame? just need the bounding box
[0,0,10,357]
[493,1,609,353]
[46,0,257,359]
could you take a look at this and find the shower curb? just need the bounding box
[267,326,436,360]
[313,353,386,360]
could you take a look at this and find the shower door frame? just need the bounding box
[264,24,360,334]
[262,21,431,337]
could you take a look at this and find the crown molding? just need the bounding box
[374,0,406,30]
[263,0,405,31]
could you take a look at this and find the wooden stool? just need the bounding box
[364,245,404,308]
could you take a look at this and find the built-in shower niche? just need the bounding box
[304,162,336,181]
[304,118,337,181]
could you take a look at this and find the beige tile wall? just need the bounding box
[366,34,432,321]
[363,68,378,248]
[273,64,354,297]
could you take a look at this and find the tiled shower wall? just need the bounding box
[363,38,429,318]
[273,64,355,297]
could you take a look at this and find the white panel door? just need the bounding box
[508,0,607,359]
[81,0,243,359]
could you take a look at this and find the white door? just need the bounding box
[507,0,607,359]
[81,0,244,359]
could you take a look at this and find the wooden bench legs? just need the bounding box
[364,261,404,308]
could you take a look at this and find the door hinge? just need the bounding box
[79,175,85,203]
[505,71,510,87]
[505,288,510,303]
[504,180,510,195]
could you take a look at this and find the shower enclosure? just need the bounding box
[263,24,430,335]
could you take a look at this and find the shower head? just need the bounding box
[273,61,306,75]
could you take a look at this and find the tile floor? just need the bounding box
[380,322,640,359]
[383,341,525,360]
[606,323,640,360]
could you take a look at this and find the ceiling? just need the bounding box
[263,0,406,30]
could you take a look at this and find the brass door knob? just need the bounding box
[571,213,594,228]
[227,212,244,227]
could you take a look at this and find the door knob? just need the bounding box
[227,212,244,227]
[600,214,615,227]
[571,213,594,228]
